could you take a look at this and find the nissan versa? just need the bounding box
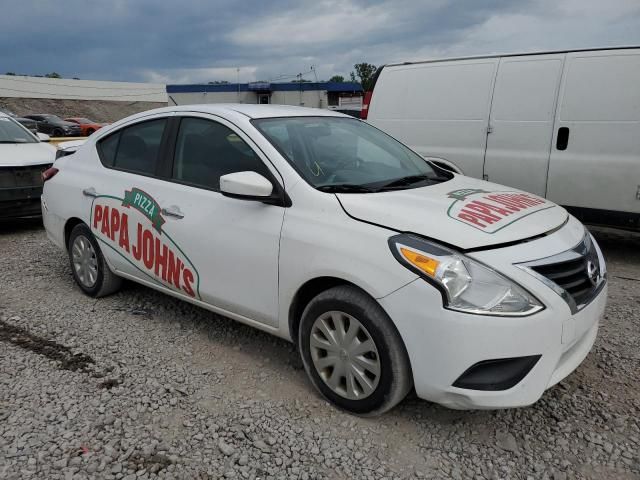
[41,105,607,415]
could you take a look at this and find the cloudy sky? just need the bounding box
[2,0,639,84]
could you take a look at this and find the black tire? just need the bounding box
[68,223,122,297]
[53,128,64,137]
[298,285,412,416]
[86,128,95,136]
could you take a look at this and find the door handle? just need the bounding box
[82,187,98,198]
[161,206,184,219]
[556,127,570,151]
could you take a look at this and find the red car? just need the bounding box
[64,117,108,136]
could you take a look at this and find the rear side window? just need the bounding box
[97,119,167,176]
[98,132,119,166]
[172,117,270,190]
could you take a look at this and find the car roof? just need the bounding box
[131,104,351,121]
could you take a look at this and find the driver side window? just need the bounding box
[172,117,270,191]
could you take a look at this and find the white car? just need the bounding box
[41,105,607,414]
[0,112,56,219]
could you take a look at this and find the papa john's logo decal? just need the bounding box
[446,188,555,233]
[90,189,200,299]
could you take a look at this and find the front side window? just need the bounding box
[97,118,166,175]
[0,117,37,143]
[253,117,448,192]
[172,117,270,190]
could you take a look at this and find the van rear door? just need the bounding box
[546,49,640,222]
[482,54,564,197]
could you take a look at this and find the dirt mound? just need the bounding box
[0,97,166,123]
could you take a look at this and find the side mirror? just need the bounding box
[220,171,274,200]
[37,132,50,142]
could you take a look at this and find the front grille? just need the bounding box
[0,164,52,188]
[531,257,594,305]
[520,234,605,313]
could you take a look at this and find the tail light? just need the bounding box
[360,91,373,120]
[42,167,59,182]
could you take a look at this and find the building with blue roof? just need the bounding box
[166,81,363,112]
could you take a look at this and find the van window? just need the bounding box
[97,119,167,175]
[560,54,640,122]
[172,117,270,191]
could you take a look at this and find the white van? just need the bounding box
[364,47,640,231]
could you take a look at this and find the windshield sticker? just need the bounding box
[90,190,200,299]
[446,188,555,233]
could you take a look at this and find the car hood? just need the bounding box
[337,175,569,250]
[0,142,57,167]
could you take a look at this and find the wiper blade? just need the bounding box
[377,174,442,190]
[317,184,377,193]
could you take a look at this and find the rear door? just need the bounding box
[89,114,173,279]
[483,54,564,196]
[546,49,640,218]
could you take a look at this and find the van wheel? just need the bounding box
[68,223,122,297]
[298,285,412,416]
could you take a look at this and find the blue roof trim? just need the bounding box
[166,82,363,94]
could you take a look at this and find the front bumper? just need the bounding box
[0,186,44,219]
[379,216,607,409]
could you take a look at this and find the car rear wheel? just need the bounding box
[68,224,122,297]
[298,285,412,416]
[53,128,64,137]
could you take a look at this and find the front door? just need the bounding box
[483,55,564,196]
[155,114,285,326]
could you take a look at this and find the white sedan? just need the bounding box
[41,105,607,415]
[0,112,56,219]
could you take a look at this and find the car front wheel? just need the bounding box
[298,285,412,416]
[68,223,122,297]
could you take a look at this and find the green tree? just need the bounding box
[349,63,377,90]
[208,80,230,84]
[5,72,16,76]
[329,75,345,83]
[45,72,62,78]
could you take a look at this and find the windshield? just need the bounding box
[253,117,449,192]
[73,118,93,124]
[0,117,37,143]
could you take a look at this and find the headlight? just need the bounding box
[389,234,543,316]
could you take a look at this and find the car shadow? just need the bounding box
[0,217,44,234]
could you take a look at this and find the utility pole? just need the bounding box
[298,72,303,106]
[237,68,240,103]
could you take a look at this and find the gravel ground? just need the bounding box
[0,219,638,480]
